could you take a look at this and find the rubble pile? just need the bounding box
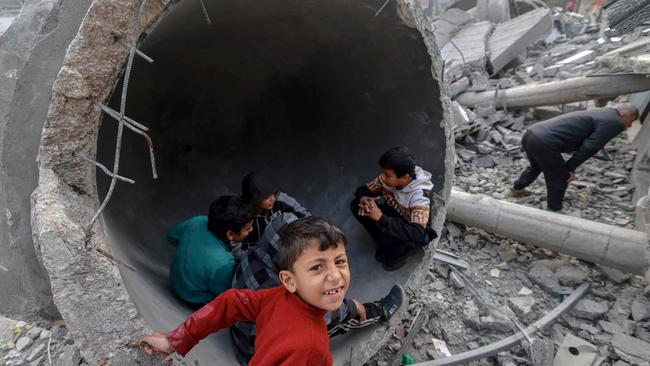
[368,3,650,365]
[368,224,650,366]
[0,318,80,366]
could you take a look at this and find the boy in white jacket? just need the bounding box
[351,146,437,271]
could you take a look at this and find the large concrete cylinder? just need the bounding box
[30,0,455,364]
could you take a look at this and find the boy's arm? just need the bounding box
[228,241,246,262]
[167,288,265,356]
[276,192,310,217]
[166,220,187,247]
[354,176,383,198]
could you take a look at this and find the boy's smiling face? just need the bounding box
[279,241,350,312]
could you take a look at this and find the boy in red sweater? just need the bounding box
[141,216,352,365]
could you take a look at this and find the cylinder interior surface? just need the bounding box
[97,0,446,363]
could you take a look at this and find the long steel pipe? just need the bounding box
[447,189,649,274]
[456,74,650,108]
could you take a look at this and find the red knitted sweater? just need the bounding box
[167,286,332,366]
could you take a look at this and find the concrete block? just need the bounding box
[488,8,552,74]
[476,0,510,23]
[429,8,474,49]
[440,20,494,81]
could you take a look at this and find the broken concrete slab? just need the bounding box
[573,299,610,320]
[440,20,494,82]
[429,8,474,49]
[476,0,509,23]
[487,8,552,74]
[553,333,603,366]
[556,265,588,287]
[545,49,596,74]
[611,332,650,365]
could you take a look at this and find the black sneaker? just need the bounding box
[382,254,408,271]
[376,285,405,322]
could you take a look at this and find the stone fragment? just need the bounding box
[529,337,554,366]
[15,336,32,352]
[449,272,465,289]
[631,299,650,322]
[59,345,80,366]
[489,269,500,278]
[26,327,42,340]
[480,314,511,333]
[555,265,587,286]
[572,299,609,320]
[463,301,480,330]
[487,8,552,74]
[473,156,495,168]
[465,234,479,247]
[15,321,26,329]
[598,265,631,284]
[518,287,533,296]
[507,296,535,317]
[429,8,474,48]
[644,285,650,299]
[440,21,494,82]
[26,343,45,362]
[611,332,650,364]
[38,329,50,340]
[529,263,563,296]
[498,246,518,262]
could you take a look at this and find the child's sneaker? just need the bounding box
[382,254,408,271]
[376,285,405,322]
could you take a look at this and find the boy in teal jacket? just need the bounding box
[168,196,254,305]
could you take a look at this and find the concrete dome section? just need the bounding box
[32,0,453,364]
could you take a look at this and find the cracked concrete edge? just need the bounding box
[32,0,175,364]
[32,0,454,364]
[0,0,92,321]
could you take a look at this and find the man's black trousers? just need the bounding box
[513,131,570,211]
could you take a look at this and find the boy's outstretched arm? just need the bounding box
[141,288,265,356]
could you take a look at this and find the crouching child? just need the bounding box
[351,146,437,271]
[141,217,354,365]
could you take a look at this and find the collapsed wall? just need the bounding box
[29,0,456,364]
[0,0,91,321]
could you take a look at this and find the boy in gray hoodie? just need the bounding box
[351,146,437,270]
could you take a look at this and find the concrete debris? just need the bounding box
[611,332,650,365]
[440,20,494,82]
[429,8,474,49]
[507,296,535,317]
[553,333,603,366]
[572,299,610,320]
[528,263,564,296]
[476,0,509,24]
[556,265,588,287]
[529,337,554,366]
[1,319,77,366]
[631,300,650,322]
[487,8,552,74]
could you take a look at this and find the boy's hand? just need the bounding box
[361,200,383,221]
[140,332,175,356]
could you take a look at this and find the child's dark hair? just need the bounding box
[379,146,416,177]
[207,195,254,240]
[276,216,347,271]
[241,172,279,205]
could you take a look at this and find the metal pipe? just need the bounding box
[447,189,649,274]
[455,74,650,108]
[414,283,590,366]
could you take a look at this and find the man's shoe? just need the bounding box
[375,248,386,263]
[505,188,532,198]
[382,254,408,271]
[376,285,406,322]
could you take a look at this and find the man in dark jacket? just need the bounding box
[507,103,638,211]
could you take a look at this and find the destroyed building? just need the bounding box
[0,0,650,365]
